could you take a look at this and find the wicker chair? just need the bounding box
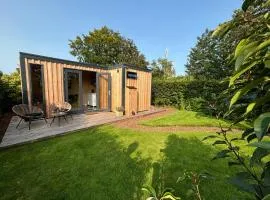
[49,102,72,126]
[12,104,47,130]
[59,102,73,120]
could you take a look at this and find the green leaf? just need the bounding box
[212,22,232,37]
[234,40,259,70]
[202,135,218,141]
[262,165,270,187]
[212,149,231,160]
[242,128,254,139]
[263,0,270,8]
[230,77,270,109]
[161,188,175,197]
[229,60,260,86]
[228,172,255,193]
[242,39,270,64]
[250,147,270,167]
[264,12,270,20]
[265,60,270,69]
[161,192,181,200]
[231,138,241,142]
[254,112,270,140]
[234,39,249,59]
[264,0,270,7]
[257,39,270,52]
[248,141,270,150]
[228,161,241,166]
[247,133,257,143]
[142,185,157,198]
[242,0,253,11]
[146,197,157,200]
[243,92,270,116]
[262,194,270,200]
[212,140,226,145]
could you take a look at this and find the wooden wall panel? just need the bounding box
[24,57,108,117]
[25,58,31,108]
[125,88,138,116]
[108,68,122,112]
[98,74,108,109]
[125,69,136,114]
[125,68,152,114]
[23,56,151,117]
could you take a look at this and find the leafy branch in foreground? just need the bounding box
[177,171,213,200]
[142,185,180,200]
[203,125,270,199]
[208,0,270,199]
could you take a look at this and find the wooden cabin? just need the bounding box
[19,52,152,117]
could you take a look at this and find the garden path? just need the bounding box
[114,108,238,133]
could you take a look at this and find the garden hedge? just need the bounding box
[151,78,228,112]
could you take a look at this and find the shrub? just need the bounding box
[153,97,171,106]
[152,78,228,116]
[186,97,207,112]
[0,70,21,115]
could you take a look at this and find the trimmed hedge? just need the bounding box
[152,78,228,113]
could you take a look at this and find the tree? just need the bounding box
[185,29,232,80]
[151,58,175,79]
[185,8,262,80]
[69,26,148,67]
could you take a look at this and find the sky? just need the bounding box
[0,0,242,75]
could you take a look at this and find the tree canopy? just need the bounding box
[69,26,148,68]
[185,29,232,80]
[150,58,175,79]
[185,8,262,80]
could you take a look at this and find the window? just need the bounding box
[127,71,137,79]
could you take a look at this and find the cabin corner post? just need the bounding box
[19,53,28,104]
[96,72,100,110]
[121,66,126,111]
[108,73,112,112]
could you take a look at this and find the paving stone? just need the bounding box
[0,109,164,148]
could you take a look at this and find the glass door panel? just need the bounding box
[64,69,82,111]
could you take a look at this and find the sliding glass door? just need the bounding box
[64,69,111,113]
[64,69,82,112]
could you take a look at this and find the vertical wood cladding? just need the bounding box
[22,54,151,117]
[125,68,152,115]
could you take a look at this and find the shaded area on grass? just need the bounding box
[0,128,151,200]
[150,134,252,200]
[0,125,256,200]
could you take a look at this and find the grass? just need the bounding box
[141,110,250,129]
[0,124,253,200]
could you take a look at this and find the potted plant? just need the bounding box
[116,106,124,117]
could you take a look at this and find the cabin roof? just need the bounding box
[20,52,152,72]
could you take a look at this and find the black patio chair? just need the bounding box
[12,104,47,130]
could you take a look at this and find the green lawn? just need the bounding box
[0,124,253,200]
[141,110,249,129]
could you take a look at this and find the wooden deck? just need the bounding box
[0,109,165,148]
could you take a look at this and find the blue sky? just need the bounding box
[0,0,242,75]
